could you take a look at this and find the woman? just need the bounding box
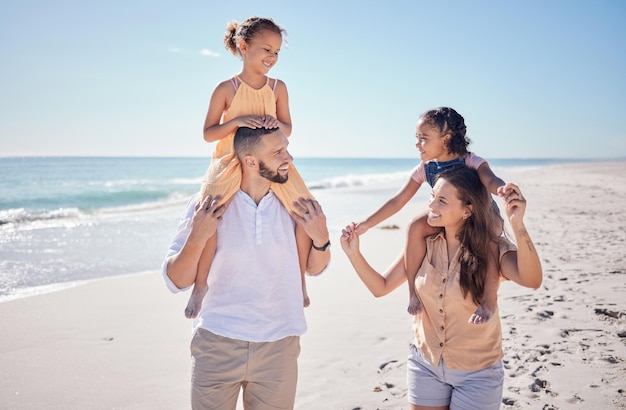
[340,165,542,410]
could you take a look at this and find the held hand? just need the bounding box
[189,195,227,243]
[498,183,527,224]
[354,221,370,236]
[290,198,329,247]
[340,223,361,257]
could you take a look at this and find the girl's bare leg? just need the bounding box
[406,211,436,315]
[301,271,310,308]
[468,241,499,324]
[185,234,217,319]
[295,223,312,307]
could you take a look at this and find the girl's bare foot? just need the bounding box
[185,285,208,319]
[468,299,495,324]
[407,293,423,315]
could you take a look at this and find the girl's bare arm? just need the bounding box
[477,162,506,196]
[273,79,292,137]
[356,178,421,234]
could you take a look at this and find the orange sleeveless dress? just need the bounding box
[200,76,313,215]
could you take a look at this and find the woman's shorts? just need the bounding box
[407,345,504,410]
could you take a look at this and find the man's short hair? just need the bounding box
[233,127,280,160]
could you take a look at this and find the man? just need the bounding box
[162,126,331,409]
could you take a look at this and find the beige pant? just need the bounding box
[190,328,300,410]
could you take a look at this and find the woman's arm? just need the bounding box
[498,183,543,288]
[341,223,407,297]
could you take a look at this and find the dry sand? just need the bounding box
[1,161,625,409]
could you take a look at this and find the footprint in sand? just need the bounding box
[530,365,547,377]
[536,310,554,320]
[594,308,626,320]
[508,365,528,378]
[377,359,402,374]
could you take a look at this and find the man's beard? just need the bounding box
[259,160,288,184]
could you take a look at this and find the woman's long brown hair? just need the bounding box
[435,166,503,305]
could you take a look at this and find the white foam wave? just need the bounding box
[0,207,85,227]
[307,170,410,190]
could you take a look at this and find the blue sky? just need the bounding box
[1,0,625,159]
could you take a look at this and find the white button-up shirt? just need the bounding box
[163,190,306,342]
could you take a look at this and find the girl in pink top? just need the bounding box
[354,107,506,323]
[186,17,316,318]
[341,166,542,409]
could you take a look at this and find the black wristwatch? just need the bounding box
[312,239,331,251]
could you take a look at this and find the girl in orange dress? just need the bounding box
[185,17,316,318]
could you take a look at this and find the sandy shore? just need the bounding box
[1,162,625,409]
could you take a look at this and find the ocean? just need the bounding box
[0,156,587,302]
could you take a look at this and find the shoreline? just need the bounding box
[1,158,623,303]
[1,161,625,409]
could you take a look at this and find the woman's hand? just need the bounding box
[498,182,543,289]
[499,182,526,226]
[340,222,361,257]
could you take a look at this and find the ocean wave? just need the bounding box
[98,176,202,188]
[98,191,193,214]
[0,207,85,227]
[306,170,410,190]
[0,191,193,228]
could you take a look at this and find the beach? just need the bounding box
[1,161,625,409]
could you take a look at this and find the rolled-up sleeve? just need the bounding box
[161,194,198,293]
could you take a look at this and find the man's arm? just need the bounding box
[163,194,226,290]
[291,198,331,275]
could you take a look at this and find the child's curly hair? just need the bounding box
[420,107,471,156]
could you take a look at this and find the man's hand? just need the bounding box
[188,195,227,244]
[291,197,329,249]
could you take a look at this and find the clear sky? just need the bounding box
[1,0,625,159]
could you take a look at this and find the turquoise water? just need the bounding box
[0,156,591,301]
[0,156,586,223]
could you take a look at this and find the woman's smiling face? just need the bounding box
[427,177,470,229]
